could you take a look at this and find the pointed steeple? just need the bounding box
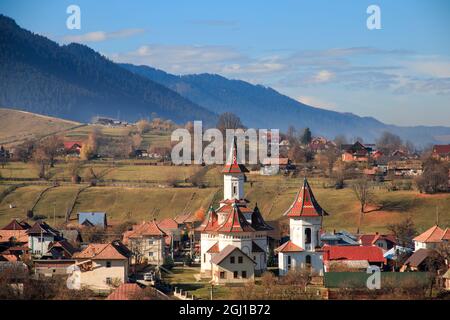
[251,203,274,231]
[284,178,329,217]
[217,203,255,233]
[222,136,249,174]
[196,206,219,232]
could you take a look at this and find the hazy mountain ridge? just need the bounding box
[121,64,450,146]
[0,15,217,125]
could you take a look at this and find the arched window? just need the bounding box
[305,228,311,244]
[305,255,311,266]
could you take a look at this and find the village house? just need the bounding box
[106,283,144,300]
[413,225,447,251]
[443,269,450,290]
[198,138,273,281]
[341,141,372,162]
[78,212,108,229]
[276,178,328,276]
[64,141,83,156]
[321,230,359,246]
[26,221,62,257]
[358,233,397,251]
[387,160,423,176]
[72,240,131,291]
[122,220,167,265]
[400,248,439,272]
[322,245,386,272]
[432,144,450,161]
[158,218,182,253]
[34,259,76,278]
[210,245,256,285]
[0,219,30,256]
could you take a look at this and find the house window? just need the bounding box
[242,271,247,278]
[148,252,154,257]
[203,254,206,263]
[148,239,154,245]
[305,255,311,267]
[219,272,226,279]
[305,228,312,244]
[233,271,238,279]
[233,185,237,196]
[106,261,111,268]
[230,256,235,264]
[238,256,243,264]
[287,255,292,267]
[106,277,112,284]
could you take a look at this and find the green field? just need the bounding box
[1,167,449,233]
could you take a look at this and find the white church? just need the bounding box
[198,138,273,281]
[198,138,328,282]
[275,178,328,276]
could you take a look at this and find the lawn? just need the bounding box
[162,266,233,300]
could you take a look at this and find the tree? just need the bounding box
[131,133,143,151]
[217,112,244,133]
[352,177,374,233]
[415,158,449,194]
[13,140,34,162]
[376,131,402,155]
[0,146,9,169]
[136,119,151,134]
[334,134,348,150]
[40,135,63,167]
[68,160,82,183]
[194,207,206,221]
[299,128,312,145]
[80,129,100,160]
[32,146,51,179]
[386,217,416,248]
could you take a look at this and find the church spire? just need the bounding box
[222,136,249,174]
[284,178,329,217]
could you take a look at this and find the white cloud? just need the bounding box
[63,28,144,43]
[296,95,338,110]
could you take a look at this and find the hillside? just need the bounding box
[0,15,217,125]
[0,108,81,146]
[122,64,450,146]
[0,163,449,232]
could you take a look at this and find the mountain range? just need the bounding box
[1,14,449,146]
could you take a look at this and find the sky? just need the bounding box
[1,0,449,127]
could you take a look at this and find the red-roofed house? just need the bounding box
[432,144,450,161]
[106,283,143,300]
[413,225,445,251]
[322,245,385,271]
[123,220,167,265]
[72,240,131,291]
[358,233,397,251]
[64,141,83,155]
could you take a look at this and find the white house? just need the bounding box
[198,138,273,281]
[72,241,131,291]
[413,225,447,251]
[276,178,328,276]
[26,221,61,257]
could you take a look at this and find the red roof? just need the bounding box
[206,242,220,253]
[64,141,83,150]
[106,283,142,300]
[222,137,249,174]
[433,144,450,155]
[322,245,385,263]
[442,228,450,241]
[359,233,396,246]
[73,242,130,260]
[216,204,255,233]
[158,218,179,230]
[123,221,166,244]
[284,178,329,217]
[413,225,445,243]
[275,240,304,253]
[196,207,219,232]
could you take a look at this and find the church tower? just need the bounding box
[284,178,328,251]
[222,137,248,202]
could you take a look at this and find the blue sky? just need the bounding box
[1,0,449,126]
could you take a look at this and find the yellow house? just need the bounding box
[72,241,131,291]
[210,245,255,285]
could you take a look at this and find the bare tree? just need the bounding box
[376,131,402,156]
[352,177,374,233]
[217,112,244,133]
[80,128,100,160]
[136,119,151,134]
[40,135,64,167]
